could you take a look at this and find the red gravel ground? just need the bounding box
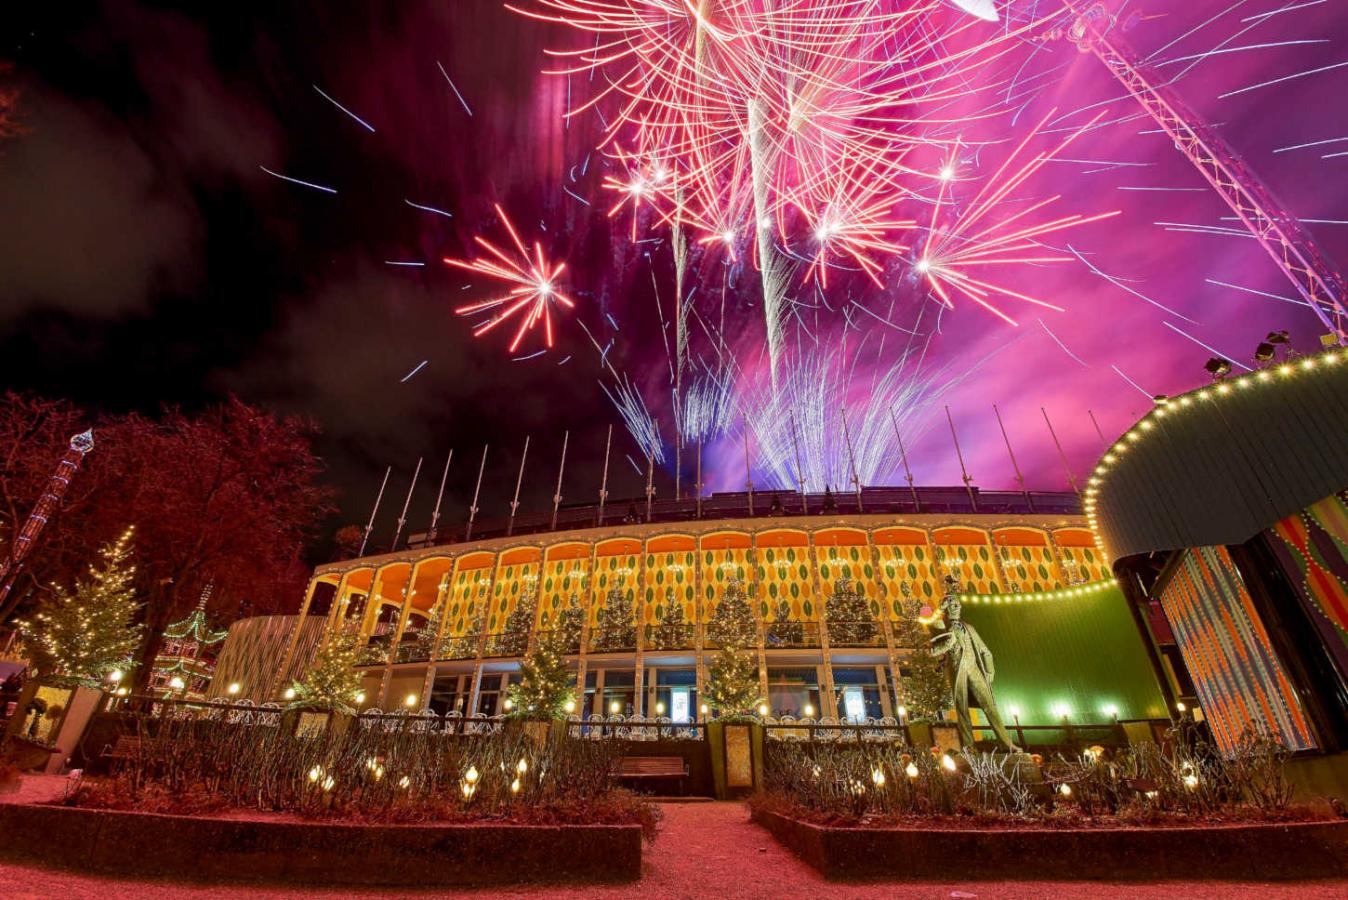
[1,789,1345,899]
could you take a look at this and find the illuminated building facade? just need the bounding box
[274,488,1167,730]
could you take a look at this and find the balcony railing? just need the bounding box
[643,623,695,651]
[826,620,884,648]
[532,628,582,655]
[483,631,530,658]
[589,625,637,653]
[765,620,818,649]
[436,634,481,660]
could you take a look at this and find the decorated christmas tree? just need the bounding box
[707,578,756,650]
[409,604,444,661]
[593,585,636,651]
[554,594,585,653]
[892,593,951,722]
[825,577,877,646]
[505,636,575,719]
[767,598,803,647]
[290,631,364,714]
[20,526,144,688]
[495,591,537,656]
[651,589,689,649]
[705,649,761,720]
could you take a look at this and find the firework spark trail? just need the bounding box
[1273,136,1348,153]
[1205,278,1324,310]
[406,199,453,218]
[1038,318,1089,367]
[604,376,665,464]
[312,84,376,132]
[1162,321,1253,370]
[384,260,426,267]
[1240,0,1326,23]
[400,360,429,382]
[436,61,475,116]
[445,204,576,354]
[1069,244,1199,322]
[1219,60,1348,98]
[1111,364,1154,399]
[913,112,1122,325]
[259,165,337,194]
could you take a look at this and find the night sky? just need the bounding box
[2,1,1345,547]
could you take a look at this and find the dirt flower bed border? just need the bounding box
[0,800,643,886]
[750,804,1348,881]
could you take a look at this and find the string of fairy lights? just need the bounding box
[1083,344,1346,554]
[956,576,1117,605]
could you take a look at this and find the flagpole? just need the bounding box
[358,465,391,557]
[743,424,755,516]
[841,412,863,513]
[551,431,569,531]
[507,436,530,536]
[789,413,807,513]
[945,406,978,512]
[597,425,612,527]
[1042,408,1080,495]
[695,440,704,520]
[888,408,920,513]
[427,449,453,543]
[391,456,423,551]
[993,405,1034,513]
[465,445,488,542]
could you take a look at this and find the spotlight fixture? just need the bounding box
[1321,332,1342,350]
[1266,329,1290,346]
[1204,357,1231,380]
[1254,342,1276,364]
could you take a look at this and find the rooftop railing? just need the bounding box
[370,486,1082,557]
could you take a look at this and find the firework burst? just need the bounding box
[914,113,1122,325]
[445,204,576,353]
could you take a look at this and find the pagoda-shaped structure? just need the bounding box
[148,583,229,698]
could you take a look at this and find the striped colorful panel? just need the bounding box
[873,542,943,617]
[1159,545,1316,754]
[644,550,696,624]
[446,563,492,637]
[703,547,754,619]
[591,552,639,625]
[757,543,815,621]
[1053,532,1111,583]
[1268,492,1348,675]
[488,562,540,632]
[815,543,877,619]
[539,557,590,628]
[997,543,1057,593]
[935,542,1002,594]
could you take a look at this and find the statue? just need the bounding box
[929,576,1018,751]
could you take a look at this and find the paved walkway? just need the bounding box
[1,798,1345,898]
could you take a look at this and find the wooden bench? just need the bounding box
[617,755,689,796]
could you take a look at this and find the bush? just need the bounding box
[68,711,660,842]
[755,722,1311,828]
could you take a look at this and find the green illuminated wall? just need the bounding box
[962,585,1167,724]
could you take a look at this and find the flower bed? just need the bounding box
[751,724,1348,879]
[750,804,1348,881]
[0,801,642,885]
[16,710,660,883]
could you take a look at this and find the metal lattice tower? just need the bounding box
[0,429,95,609]
[1064,2,1348,341]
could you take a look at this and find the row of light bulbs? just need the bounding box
[1084,346,1345,544]
[956,577,1117,605]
